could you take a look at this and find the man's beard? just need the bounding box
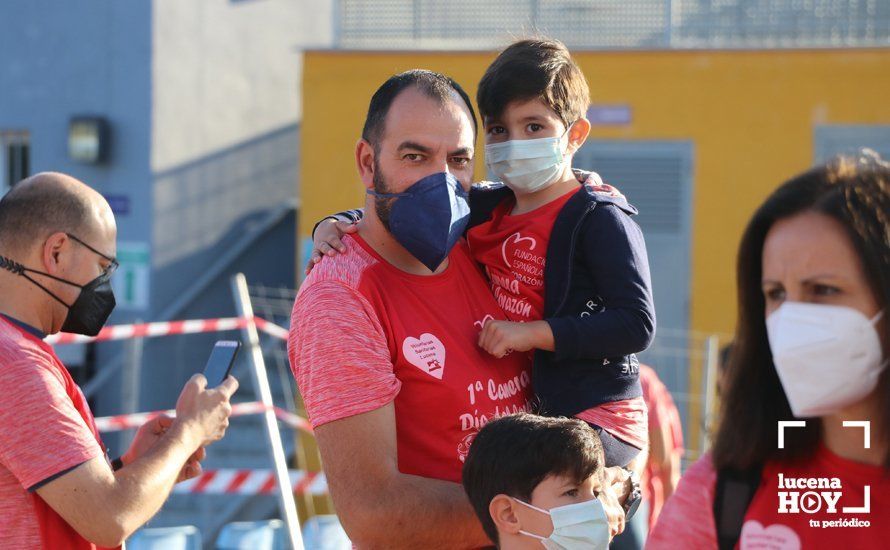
[372,159,395,233]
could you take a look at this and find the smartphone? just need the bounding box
[203,340,241,389]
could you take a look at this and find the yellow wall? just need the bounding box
[301,48,890,337]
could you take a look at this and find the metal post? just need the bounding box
[331,0,341,49]
[413,0,420,43]
[120,323,143,450]
[0,133,6,190]
[231,273,304,550]
[701,334,720,453]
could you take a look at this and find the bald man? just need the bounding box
[0,173,238,549]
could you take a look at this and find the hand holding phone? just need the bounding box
[203,340,241,389]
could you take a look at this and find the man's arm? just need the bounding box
[316,403,489,549]
[120,414,207,483]
[648,407,683,501]
[36,425,199,546]
[35,375,237,547]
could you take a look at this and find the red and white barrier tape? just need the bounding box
[173,469,328,496]
[272,407,313,434]
[93,401,313,434]
[45,316,289,345]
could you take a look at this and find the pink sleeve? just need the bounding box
[645,454,718,549]
[288,281,401,428]
[0,355,102,490]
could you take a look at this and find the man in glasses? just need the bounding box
[0,172,238,549]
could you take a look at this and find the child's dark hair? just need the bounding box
[462,413,605,545]
[476,38,589,128]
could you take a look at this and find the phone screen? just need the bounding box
[203,340,241,389]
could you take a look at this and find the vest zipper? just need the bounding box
[551,203,595,316]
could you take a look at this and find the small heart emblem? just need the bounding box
[402,333,446,380]
[474,314,495,330]
[501,232,537,268]
[740,520,801,550]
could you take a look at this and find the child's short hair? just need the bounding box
[462,413,605,545]
[476,38,589,128]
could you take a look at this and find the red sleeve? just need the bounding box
[641,370,664,428]
[646,454,718,549]
[288,281,401,428]
[667,401,685,453]
[650,377,685,453]
[0,355,102,490]
[655,380,685,453]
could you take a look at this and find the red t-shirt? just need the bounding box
[0,316,114,549]
[638,365,684,531]
[467,188,647,449]
[648,450,889,549]
[289,234,533,482]
[467,189,574,323]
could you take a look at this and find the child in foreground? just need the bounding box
[461,413,612,549]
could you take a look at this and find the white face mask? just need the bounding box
[485,126,572,195]
[513,497,610,550]
[767,302,886,417]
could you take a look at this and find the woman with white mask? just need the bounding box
[648,150,889,549]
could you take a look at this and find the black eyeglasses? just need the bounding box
[67,233,119,276]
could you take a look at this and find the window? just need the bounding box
[1,131,30,194]
[814,125,890,164]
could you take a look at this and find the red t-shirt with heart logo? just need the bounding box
[466,189,575,323]
[289,234,533,482]
[648,449,890,549]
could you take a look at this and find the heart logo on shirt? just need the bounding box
[474,314,495,330]
[501,232,537,269]
[740,520,801,550]
[457,431,477,463]
[402,333,446,380]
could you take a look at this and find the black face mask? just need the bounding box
[0,255,117,337]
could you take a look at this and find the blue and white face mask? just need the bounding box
[484,124,573,195]
[367,172,470,272]
[513,497,610,550]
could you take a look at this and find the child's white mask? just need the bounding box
[485,126,572,195]
[513,497,610,550]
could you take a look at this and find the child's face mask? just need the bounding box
[512,496,610,550]
[484,124,573,195]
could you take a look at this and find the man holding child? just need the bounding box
[290,38,651,548]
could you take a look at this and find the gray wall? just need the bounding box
[133,0,332,438]
[0,1,154,419]
[0,0,334,434]
[0,0,153,267]
[149,0,331,317]
[139,209,297,413]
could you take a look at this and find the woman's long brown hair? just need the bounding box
[712,151,890,470]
